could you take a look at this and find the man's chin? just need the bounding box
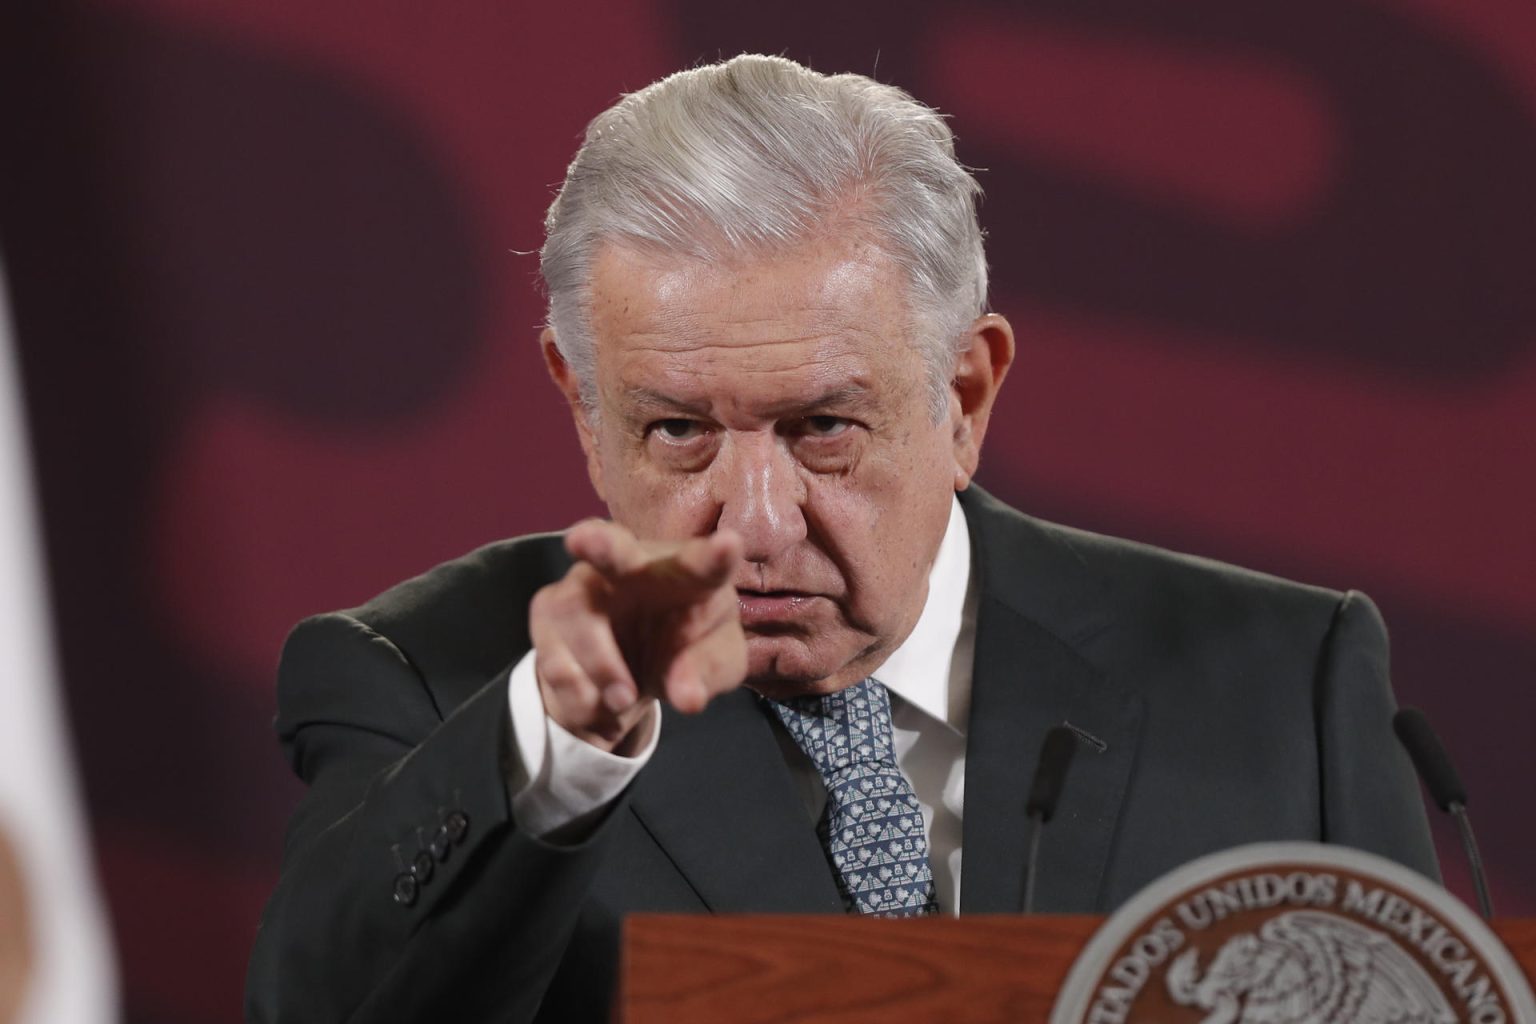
[741,634,871,701]
[747,676,859,702]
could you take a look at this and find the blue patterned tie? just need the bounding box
[767,678,939,917]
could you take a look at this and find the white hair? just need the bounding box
[540,53,989,418]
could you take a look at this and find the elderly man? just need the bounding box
[245,55,1435,1022]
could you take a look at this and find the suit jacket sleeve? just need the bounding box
[1316,590,1438,878]
[244,611,624,1023]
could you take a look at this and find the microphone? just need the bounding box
[1022,725,1077,914]
[1392,707,1495,920]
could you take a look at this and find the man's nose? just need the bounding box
[713,433,807,563]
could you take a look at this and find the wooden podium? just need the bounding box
[621,915,1536,1023]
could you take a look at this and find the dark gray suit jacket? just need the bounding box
[244,486,1436,1022]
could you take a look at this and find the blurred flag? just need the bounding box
[0,253,118,1022]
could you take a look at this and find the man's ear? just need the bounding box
[949,313,1015,490]
[541,328,607,501]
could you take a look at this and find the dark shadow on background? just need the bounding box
[0,4,487,1020]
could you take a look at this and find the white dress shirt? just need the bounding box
[506,496,977,912]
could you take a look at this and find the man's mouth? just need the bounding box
[737,589,817,627]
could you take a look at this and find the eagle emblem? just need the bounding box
[1165,910,1456,1024]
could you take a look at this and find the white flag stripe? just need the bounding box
[0,253,118,1023]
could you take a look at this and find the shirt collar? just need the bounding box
[870,495,973,732]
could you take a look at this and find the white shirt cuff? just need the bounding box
[506,649,661,839]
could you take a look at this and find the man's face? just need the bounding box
[556,235,992,697]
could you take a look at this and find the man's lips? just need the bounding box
[737,589,820,627]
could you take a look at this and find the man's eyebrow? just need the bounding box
[796,384,876,411]
[621,388,711,416]
[622,383,876,417]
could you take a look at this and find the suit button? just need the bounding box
[429,823,451,861]
[445,811,469,844]
[410,849,434,883]
[393,873,418,907]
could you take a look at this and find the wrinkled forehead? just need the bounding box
[586,239,928,414]
[586,238,915,349]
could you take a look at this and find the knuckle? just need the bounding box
[545,676,601,723]
[565,685,601,719]
[537,653,583,691]
[530,585,557,619]
[534,578,578,614]
[567,562,605,592]
[583,653,626,687]
[533,570,604,622]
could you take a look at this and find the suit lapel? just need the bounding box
[960,596,1142,912]
[958,487,1144,914]
[628,689,844,913]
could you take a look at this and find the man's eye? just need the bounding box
[802,416,850,438]
[651,419,704,442]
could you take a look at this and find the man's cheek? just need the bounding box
[624,475,717,539]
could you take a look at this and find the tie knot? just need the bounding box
[768,678,895,777]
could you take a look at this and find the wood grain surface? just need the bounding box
[622,915,1536,1023]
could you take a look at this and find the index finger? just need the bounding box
[564,519,648,578]
[567,522,743,592]
[650,529,743,591]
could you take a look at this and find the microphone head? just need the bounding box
[1026,725,1077,822]
[1393,707,1468,812]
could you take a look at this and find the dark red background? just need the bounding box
[2,1,1533,1020]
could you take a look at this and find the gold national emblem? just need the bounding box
[1051,843,1535,1024]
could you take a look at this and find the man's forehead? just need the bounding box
[582,237,928,417]
[588,237,909,334]
[608,326,892,410]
